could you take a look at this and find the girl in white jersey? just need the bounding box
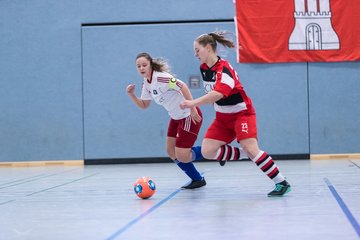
[180,31,291,196]
[126,52,206,189]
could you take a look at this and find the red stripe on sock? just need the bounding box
[234,148,240,160]
[217,146,225,161]
[225,145,232,160]
[261,159,273,172]
[268,167,279,179]
[255,152,268,165]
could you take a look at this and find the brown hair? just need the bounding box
[136,52,171,73]
[195,30,235,51]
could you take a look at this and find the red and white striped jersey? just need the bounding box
[140,70,190,120]
[200,57,255,114]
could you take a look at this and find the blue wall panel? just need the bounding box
[0,2,84,161]
[82,22,309,159]
[237,63,309,154]
[82,23,232,159]
[308,62,360,154]
[0,0,236,161]
[0,0,358,161]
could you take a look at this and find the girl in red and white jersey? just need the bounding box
[180,31,291,196]
[126,52,206,189]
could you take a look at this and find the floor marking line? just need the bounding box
[324,177,360,238]
[0,174,46,187]
[105,188,181,240]
[349,160,360,169]
[26,173,99,196]
[0,168,80,190]
[0,173,99,206]
[105,171,206,240]
[0,199,16,205]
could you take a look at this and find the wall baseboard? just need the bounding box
[4,153,358,167]
[0,160,84,167]
[84,154,310,165]
[310,153,360,160]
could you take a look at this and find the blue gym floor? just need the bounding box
[0,159,359,240]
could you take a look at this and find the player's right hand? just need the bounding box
[190,107,202,124]
[126,84,135,94]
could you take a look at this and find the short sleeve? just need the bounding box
[214,71,234,97]
[168,78,183,91]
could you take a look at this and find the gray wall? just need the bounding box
[0,0,359,162]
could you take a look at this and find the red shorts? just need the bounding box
[167,107,202,148]
[205,112,257,144]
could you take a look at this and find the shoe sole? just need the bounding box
[181,182,206,189]
[219,160,226,166]
[267,186,291,197]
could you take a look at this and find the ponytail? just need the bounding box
[136,52,172,73]
[195,30,235,51]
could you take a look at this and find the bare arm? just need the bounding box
[180,91,224,109]
[180,82,202,123]
[126,84,151,109]
[180,83,193,101]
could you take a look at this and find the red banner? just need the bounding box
[235,0,360,63]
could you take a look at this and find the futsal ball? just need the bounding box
[134,177,156,199]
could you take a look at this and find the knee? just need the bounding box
[166,147,176,160]
[201,144,217,159]
[240,142,259,159]
[175,150,191,163]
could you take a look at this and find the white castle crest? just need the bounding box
[289,0,340,50]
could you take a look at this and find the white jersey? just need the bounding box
[140,71,190,120]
